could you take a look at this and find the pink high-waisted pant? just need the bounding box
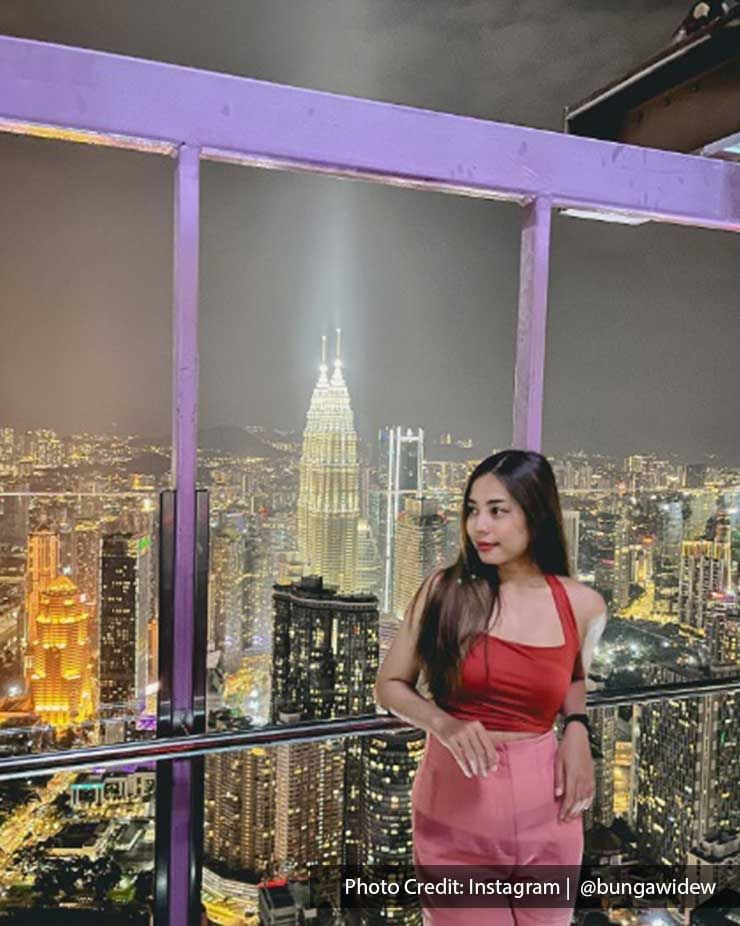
[411,728,583,925]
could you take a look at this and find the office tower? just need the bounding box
[24,525,59,657]
[592,509,617,608]
[392,496,447,622]
[204,746,276,876]
[374,426,424,615]
[562,509,580,578]
[99,533,152,714]
[28,576,93,727]
[242,514,265,650]
[209,523,246,674]
[355,517,381,598]
[679,514,732,631]
[73,520,101,662]
[296,329,359,594]
[612,500,632,609]
[654,494,684,617]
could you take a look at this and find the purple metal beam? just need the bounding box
[1,35,739,232]
[170,144,200,926]
[513,198,552,453]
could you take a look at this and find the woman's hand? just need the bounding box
[432,716,499,779]
[554,722,594,822]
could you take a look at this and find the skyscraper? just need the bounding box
[374,426,424,615]
[270,575,379,884]
[392,496,447,622]
[296,330,359,594]
[208,523,246,674]
[28,575,93,728]
[24,525,59,657]
[99,533,152,715]
[679,513,732,631]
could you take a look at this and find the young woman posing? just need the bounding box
[375,450,609,925]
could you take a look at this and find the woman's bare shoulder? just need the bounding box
[555,576,608,627]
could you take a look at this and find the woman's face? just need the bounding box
[465,472,531,565]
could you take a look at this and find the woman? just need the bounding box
[374,450,609,925]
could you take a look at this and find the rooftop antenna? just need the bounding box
[335,327,342,367]
[320,334,328,372]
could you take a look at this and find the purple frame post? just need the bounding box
[170,143,200,926]
[512,197,552,452]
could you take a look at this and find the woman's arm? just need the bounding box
[374,569,452,736]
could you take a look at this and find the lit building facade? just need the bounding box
[99,532,152,713]
[296,330,359,594]
[392,496,447,622]
[28,575,93,727]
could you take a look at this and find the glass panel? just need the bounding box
[546,216,740,695]
[198,162,519,735]
[0,134,173,756]
[0,760,155,922]
[201,688,739,923]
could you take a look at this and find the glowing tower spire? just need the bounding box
[297,331,359,592]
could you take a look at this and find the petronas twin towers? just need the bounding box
[296,329,360,593]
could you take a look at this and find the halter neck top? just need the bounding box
[440,573,585,733]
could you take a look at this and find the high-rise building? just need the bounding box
[24,526,60,679]
[633,662,739,865]
[679,514,732,631]
[28,576,93,728]
[270,576,378,723]
[392,496,447,622]
[270,576,379,884]
[73,520,101,664]
[99,533,152,715]
[562,509,580,578]
[208,523,246,674]
[374,426,424,615]
[204,746,276,876]
[296,330,359,594]
[355,517,381,598]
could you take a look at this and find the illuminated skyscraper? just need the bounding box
[562,509,580,578]
[208,523,245,674]
[679,512,732,631]
[28,575,93,728]
[99,533,152,714]
[73,520,101,664]
[374,425,424,615]
[392,496,447,622]
[24,525,60,665]
[296,329,359,594]
[204,746,276,876]
[270,576,379,882]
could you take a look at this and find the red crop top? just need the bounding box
[441,573,585,734]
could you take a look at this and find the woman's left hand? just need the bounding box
[554,722,594,822]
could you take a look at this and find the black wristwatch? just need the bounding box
[562,713,590,735]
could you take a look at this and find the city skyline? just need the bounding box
[1,1,739,463]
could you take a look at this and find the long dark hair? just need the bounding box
[413,449,571,706]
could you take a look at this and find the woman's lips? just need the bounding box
[477,542,499,551]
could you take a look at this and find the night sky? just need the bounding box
[1,1,738,463]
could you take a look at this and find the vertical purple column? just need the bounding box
[170,143,200,926]
[512,197,552,453]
